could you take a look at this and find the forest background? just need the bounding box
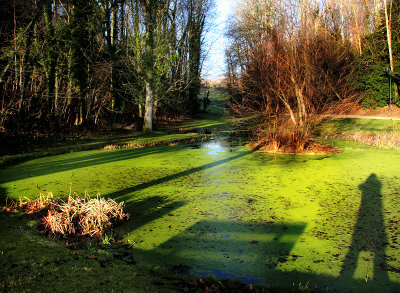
[0,0,213,137]
[0,0,399,147]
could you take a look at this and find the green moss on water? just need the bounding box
[1,115,400,292]
[1,136,399,292]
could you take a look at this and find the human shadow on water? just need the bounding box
[340,173,389,282]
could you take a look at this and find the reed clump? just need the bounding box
[345,131,400,149]
[15,192,129,238]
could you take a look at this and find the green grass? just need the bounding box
[1,112,400,292]
[0,129,211,169]
[175,96,228,132]
[316,118,400,149]
[316,118,398,135]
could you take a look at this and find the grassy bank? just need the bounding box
[0,92,229,169]
[316,117,399,135]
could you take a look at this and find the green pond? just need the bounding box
[1,137,399,292]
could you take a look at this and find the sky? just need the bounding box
[202,0,237,81]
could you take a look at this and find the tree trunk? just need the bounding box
[384,0,394,73]
[384,0,398,100]
[143,80,154,133]
[70,0,89,126]
[44,0,56,117]
[140,0,159,133]
[109,2,121,130]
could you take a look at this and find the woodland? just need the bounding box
[0,0,212,138]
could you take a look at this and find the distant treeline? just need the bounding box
[0,0,213,134]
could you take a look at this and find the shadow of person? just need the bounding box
[340,174,389,282]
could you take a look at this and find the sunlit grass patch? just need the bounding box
[103,133,210,150]
[316,118,398,135]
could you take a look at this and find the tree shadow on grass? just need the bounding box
[340,173,390,282]
[0,145,184,184]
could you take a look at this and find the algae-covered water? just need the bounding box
[1,138,399,292]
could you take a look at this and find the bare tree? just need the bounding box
[226,0,357,151]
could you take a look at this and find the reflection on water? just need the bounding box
[191,136,249,155]
[202,140,228,155]
[191,136,331,165]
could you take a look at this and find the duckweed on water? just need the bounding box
[1,134,400,292]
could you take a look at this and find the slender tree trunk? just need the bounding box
[374,0,382,29]
[70,0,89,125]
[141,0,158,133]
[384,0,398,99]
[44,0,56,117]
[143,80,154,133]
[21,26,33,107]
[107,2,121,129]
[384,0,394,72]
[187,1,205,115]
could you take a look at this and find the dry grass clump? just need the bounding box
[19,193,56,215]
[1,193,56,215]
[42,194,129,238]
[345,131,400,149]
[250,118,338,154]
[9,192,129,238]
